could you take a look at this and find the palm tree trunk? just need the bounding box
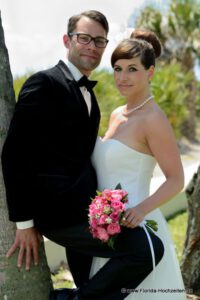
[181,77,197,142]
[181,165,200,297]
[0,11,52,300]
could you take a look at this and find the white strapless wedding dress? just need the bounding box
[90,137,187,300]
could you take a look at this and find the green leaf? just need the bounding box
[96,190,102,196]
[146,219,158,232]
[108,236,117,249]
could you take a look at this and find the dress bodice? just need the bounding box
[91,138,156,208]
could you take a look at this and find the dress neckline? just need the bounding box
[99,137,154,159]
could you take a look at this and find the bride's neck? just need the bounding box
[126,91,151,108]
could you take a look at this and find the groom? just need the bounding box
[1,9,108,288]
[1,10,164,300]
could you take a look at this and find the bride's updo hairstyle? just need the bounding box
[130,28,162,59]
[111,29,162,70]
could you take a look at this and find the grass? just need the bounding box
[52,265,73,289]
[52,210,188,288]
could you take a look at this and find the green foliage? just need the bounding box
[91,70,124,137]
[151,63,192,137]
[14,74,31,100]
[134,0,200,140]
[134,6,167,46]
[135,0,200,66]
[167,210,187,262]
[169,0,200,37]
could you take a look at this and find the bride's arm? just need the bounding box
[123,109,184,228]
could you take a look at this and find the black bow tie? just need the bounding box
[77,75,97,90]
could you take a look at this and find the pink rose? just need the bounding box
[110,200,125,212]
[91,229,99,239]
[107,223,121,235]
[99,214,109,225]
[113,190,128,203]
[111,192,123,201]
[116,189,128,196]
[90,218,99,229]
[110,211,120,222]
[89,203,103,216]
[102,189,112,198]
[96,227,109,242]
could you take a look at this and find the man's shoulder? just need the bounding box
[35,62,63,80]
[40,60,74,85]
[22,61,68,87]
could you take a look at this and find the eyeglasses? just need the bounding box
[69,32,109,48]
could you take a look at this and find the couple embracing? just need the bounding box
[1,10,187,300]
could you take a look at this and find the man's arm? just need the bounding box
[2,72,51,269]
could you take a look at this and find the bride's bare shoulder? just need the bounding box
[146,103,172,132]
[107,106,125,127]
[111,105,125,116]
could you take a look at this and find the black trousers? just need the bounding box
[43,223,164,300]
[65,247,93,287]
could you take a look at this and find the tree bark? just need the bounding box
[181,165,200,296]
[181,73,197,142]
[0,11,52,300]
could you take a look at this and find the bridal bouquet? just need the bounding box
[88,184,128,248]
[88,184,158,249]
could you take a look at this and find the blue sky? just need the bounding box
[0,0,166,77]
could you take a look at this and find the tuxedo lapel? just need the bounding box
[56,60,100,121]
[56,60,89,116]
[56,60,74,81]
[90,90,100,119]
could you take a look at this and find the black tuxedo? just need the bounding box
[1,60,100,231]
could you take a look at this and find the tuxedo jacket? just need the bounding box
[1,60,100,231]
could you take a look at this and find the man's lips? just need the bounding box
[81,53,99,60]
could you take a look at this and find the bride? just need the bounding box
[90,30,187,299]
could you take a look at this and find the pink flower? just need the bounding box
[89,203,103,216]
[103,204,112,214]
[99,214,109,225]
[96,227,109,242]
[90,218,99,228]
[117,189,128,197]
[110,200,125,212]
[107,223,121,235]
[89,205,97,214]
[102,189,112,198]
[88,185,129,248]
[110,211,120,222]
[88,185,157,249]
[113,190,128,203]
[112,191,122,201]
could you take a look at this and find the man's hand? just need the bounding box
[6,227,43,271]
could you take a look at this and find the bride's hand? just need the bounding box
[122,206,145,229]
